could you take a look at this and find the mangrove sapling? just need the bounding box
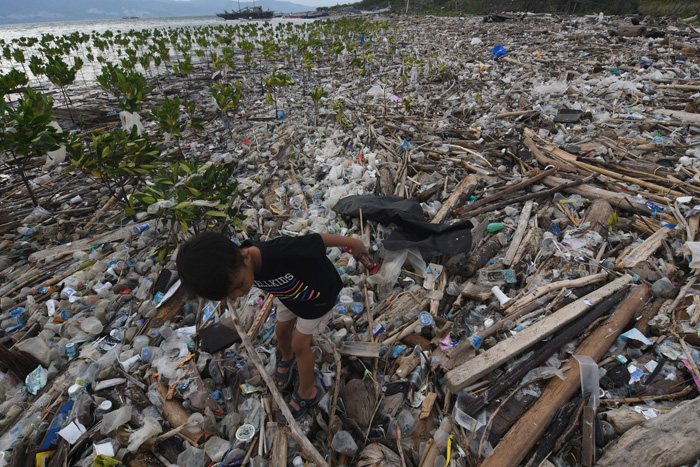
[301,52,314,96]
[0,69,29,111]
[129,160,246,262]
[0,89,67,207]
[44,55,83,124]
[264,68,294,119]
[97,64,153,114]
[238,40,255,75]
[209,81,243,139]
[309,87,327,126]
[11,48,29,78]
[150,95,203,157]
[67,126,164,208]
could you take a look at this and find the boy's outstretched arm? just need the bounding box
[320,233,369,257]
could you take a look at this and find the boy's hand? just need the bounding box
[345,237,369,257]
[320,233,370,257]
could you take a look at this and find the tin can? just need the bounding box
[358,253,380,275]
[66,342,77,359]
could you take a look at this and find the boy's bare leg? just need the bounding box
[290,331,317,409]
[275,319,296,381]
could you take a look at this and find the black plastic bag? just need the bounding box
[333,195,472,254]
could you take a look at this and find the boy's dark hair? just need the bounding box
[176,231,243,300]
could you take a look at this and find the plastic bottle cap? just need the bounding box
[419,312,433,326]
[98,400,112,411]
[68,383,84,397]
[236,423,256,442]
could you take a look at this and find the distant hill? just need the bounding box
[0,0,321,24]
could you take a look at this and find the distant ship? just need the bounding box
[217,5,273,20]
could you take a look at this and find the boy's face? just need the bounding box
[226,250,255,299]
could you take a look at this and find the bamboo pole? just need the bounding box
[230,316,328,467]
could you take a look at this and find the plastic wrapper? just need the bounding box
[25,365,47,396]
[119,111,144,135]
[204,436,232,462]
[127,416,162,452]
[100,406,132,435]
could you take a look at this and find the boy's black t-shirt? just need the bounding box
[243,234,342,319]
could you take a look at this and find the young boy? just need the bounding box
[176,231,368,417]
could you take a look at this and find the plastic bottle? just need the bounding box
[331,430,358,455]
[80,317,104,335]
[16,227,34,236]
[141,346,163,363]
[135,277,154,300]
[69,392,94,427]
[132,335,150,353]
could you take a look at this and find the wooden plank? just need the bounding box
[27,225,133,263]
[615,227,671,270]
[523,134,576,173]
[541,175,676,224]
[238,295,274,350]
[504,273,607,315]
[445,275,633,392]
[462,287,630,417]
[454,167,557,217]
[431,174,480,224]
[536,140,685,198]
[271,425,288,465]
[503,200,533,266]
[481,284,651,467]
[339,342,384,358]
[147,284,190,332]
[419,392,437,420]
[655,108,700,125]
[582,406,596,467]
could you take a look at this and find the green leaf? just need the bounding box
[205,210,227,217]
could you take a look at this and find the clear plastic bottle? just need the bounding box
[331,430,358,455]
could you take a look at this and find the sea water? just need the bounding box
[0,16,303,42]
[0,16,307,78]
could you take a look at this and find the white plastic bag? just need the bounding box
[119,111,144,135]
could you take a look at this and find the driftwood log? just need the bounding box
[581,199,614,237]
[596,395,700,466]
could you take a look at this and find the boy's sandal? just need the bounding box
[274,358,296,391]
[288,387,322,420]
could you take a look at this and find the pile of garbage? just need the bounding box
[2,11,700,467]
